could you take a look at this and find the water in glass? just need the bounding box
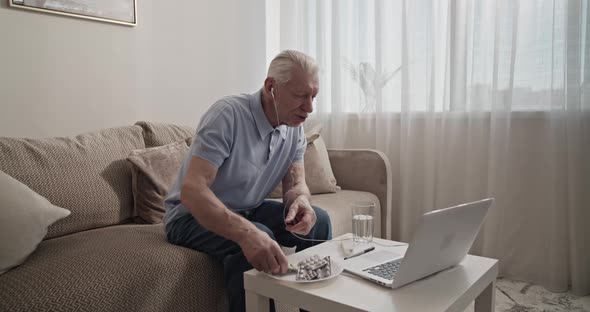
[351,201,375,244]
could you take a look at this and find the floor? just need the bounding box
[464,278,590,312]
[276,277,590,312]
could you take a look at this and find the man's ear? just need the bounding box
[264,77,275,95]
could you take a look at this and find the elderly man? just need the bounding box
[164,50,332,312]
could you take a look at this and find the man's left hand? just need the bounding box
[284,195,316,235]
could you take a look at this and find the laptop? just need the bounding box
[343,198,493,289]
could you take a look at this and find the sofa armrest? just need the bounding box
[327,149,392,239]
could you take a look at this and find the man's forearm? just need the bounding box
[180,184,258,245]
[283,179,311,206]
[282,163,311,206]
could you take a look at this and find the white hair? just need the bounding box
[267,50,319,85]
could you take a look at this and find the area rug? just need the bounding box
[489,278,590,312]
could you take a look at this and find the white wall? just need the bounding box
[0,1,266,138]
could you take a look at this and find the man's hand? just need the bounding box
[284,194,317,235]
[238,230,289,275]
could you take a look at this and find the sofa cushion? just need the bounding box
[135,121,195,148]
[312,190,381,237]
[127,141,190,224]
[269,125,341,197]
[0,224,227,312]
[0,170,71,274]
[302,127,341,194]
[270,190,381,238]
[0,126,145,238]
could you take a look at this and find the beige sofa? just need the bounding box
[0,121,390,312]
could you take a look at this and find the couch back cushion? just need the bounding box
[0,126,145,239]
[135,121,195,148]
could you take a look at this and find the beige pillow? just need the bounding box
[269,125,341,197]
[0,170,71,274]
[127,141,190,224]
[134,121,195,148]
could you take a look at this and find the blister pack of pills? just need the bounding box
[295,255,331,281]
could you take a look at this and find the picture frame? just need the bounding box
[8,0,137,26]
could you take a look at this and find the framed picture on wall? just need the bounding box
[9,0,137,26]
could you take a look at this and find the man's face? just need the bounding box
[275,67,319,127]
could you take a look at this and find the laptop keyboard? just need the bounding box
[363,259,401,280]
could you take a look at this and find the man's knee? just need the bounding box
[253,222,277,241]
[312,206,330,224]
[312,206,332,239]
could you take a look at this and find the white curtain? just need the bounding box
[271,0,590,295]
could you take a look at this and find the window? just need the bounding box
[272,0,587,113]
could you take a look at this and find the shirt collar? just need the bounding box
[249,89,287,140]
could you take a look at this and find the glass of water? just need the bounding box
[351,201,375,244]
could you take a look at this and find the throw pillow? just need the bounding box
[134,121,195,148]
[0,170,71,274]
[127,140,190,224]
[269,124,341,198]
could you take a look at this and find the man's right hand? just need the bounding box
[238,230,289,275]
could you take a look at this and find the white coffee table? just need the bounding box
[244,233,498,312]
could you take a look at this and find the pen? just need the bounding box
[344,246,375,260]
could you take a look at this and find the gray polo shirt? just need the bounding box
[163,89,306,228]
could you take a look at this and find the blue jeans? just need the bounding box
[166,200,332,312]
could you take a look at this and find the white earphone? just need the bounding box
[271,87,280,126]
